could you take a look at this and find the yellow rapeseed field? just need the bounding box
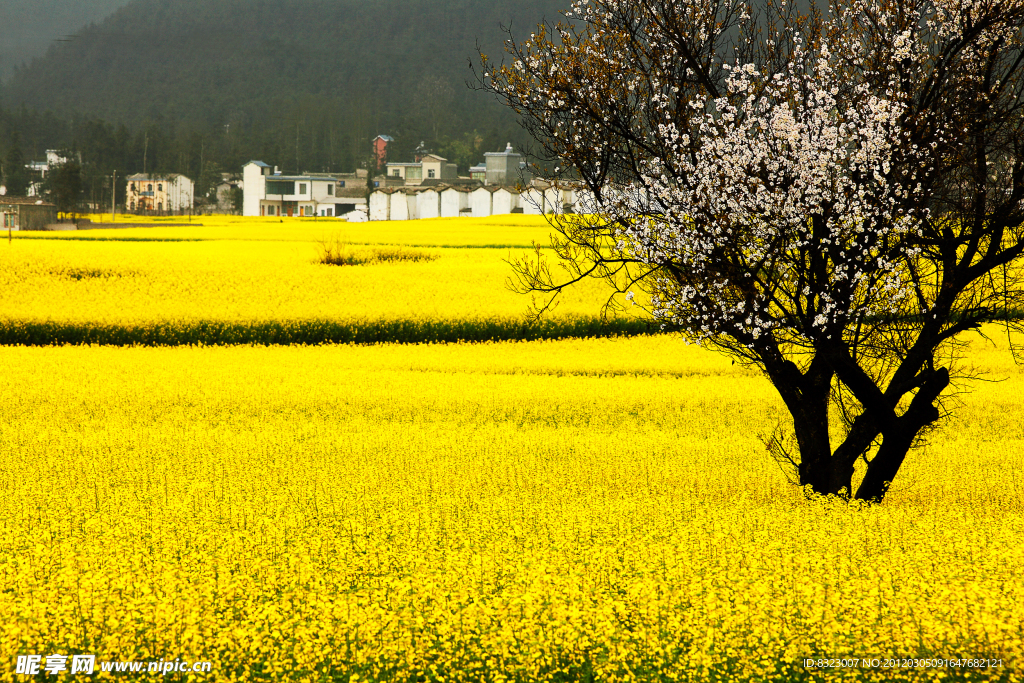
[1,218,1022,681]
[1,336,1023,682]
[1,216,644,345]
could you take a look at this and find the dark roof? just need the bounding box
[266,174,334,181]
[126,173,190,181]
[419,178,481,188]
[0,196,55,206]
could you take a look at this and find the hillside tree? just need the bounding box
[3,133,30,196]
[484,0,1024,502]
[45,158,83,220]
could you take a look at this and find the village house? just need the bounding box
[0,196,58,231]
[242,161,382,217]
[126,174,195,214]
[482,143,531,186]
[385,153,458,186]
[372,135,394,169]
[26,150,77,197]
[212,177,242,214]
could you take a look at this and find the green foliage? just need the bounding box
[229,185,243,212]
[0,0,130,82]
[0,317,660,347]
[44,159,83,219]
[316,238,440,266]
[0,0,556,177]
[3,133,29,196]
[196,161,223,202]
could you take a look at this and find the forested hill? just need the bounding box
[0,0,131,82]
[1,0,566,173]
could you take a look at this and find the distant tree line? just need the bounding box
[0,101,529,212]
[0,0,557,211]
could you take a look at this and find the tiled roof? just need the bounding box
[0,196,55,206]
[126,173,190,181]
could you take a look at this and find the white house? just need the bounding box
[126,174,194,213]
[386,154,458,186]
[242,161,272,216]
[242,160,367,217]
[386,162,423,184]
[26,150,76,197]
[421,154,458,183]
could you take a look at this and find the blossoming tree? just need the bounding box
[483,0,1024,501]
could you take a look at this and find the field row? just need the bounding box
[13,214,556,247]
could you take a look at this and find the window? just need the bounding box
[130,182,135,191]
[130,201,135,211]
[339,181,346,188]
[327,184,334,196]
[392,169,400,177]
[157,201,163,210]
[147,184,153,192]
[374,181,380,187]
[157,183,163,192]
[428,169,436,178]
[299,183,307,194]
[266,180,294,195]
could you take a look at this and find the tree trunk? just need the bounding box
[855,367,949,502]
[793,401,854,497]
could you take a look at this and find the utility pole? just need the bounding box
[111,170,116,223]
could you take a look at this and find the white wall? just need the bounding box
[521,188,544,215]
[543,188,562,214]
[168,176,194,211]
[242,164,266,217]
[390,193,409,221]
[417,190,440,219]
[470,189,492,217]
[440,190,468,218]
[369,191,390,221]
[492,189,518,215]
